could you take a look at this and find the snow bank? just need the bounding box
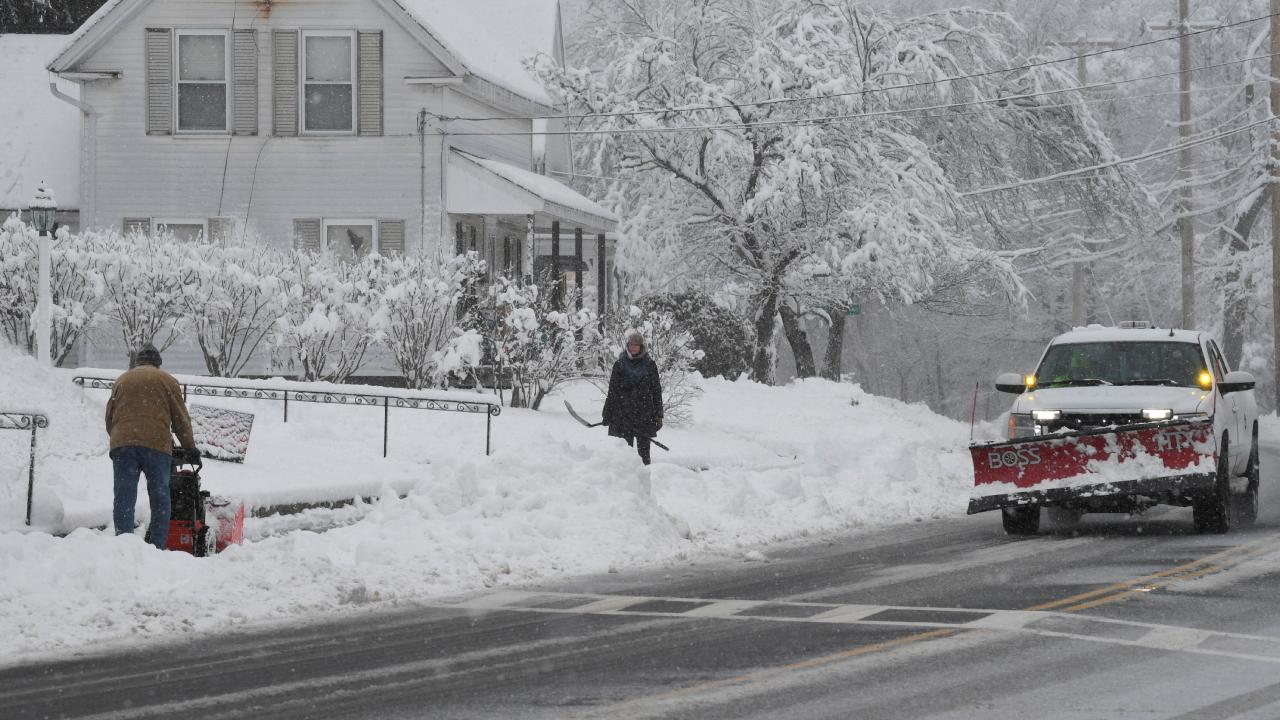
[0,341,975,660]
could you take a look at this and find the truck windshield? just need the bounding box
[1036,341,1208,388]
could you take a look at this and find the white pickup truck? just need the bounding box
[970,324,1260,535]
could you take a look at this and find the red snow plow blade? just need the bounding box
[967,419,1218,514]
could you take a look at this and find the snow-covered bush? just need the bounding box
[448,276,597,409]
[271,253,377,383]
[596,304,703,425]
[372,252,484,389]
[0,216,105,366]
[183,234,288,377]
[640,292,752,380]
[93,228,193,355]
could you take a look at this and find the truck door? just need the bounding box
[1207,341,1243,471]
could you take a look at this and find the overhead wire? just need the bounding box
[436,51,1280,138]
[434,12,1279,123]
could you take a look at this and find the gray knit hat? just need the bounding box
[626,332,645,348]
[134,343,162,367]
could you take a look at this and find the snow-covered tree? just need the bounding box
[94,229,193,355]
[372,252,484,390]
[181,235,288,377]
[0,216,105,366]
[272,253,377,383]
[640,291,752,379]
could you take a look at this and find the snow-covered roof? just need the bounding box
[1050,326,1203,345]
[0,34,81,210]
[449,150,617,229]
[393,0,560,106]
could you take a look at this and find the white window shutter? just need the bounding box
[293,218,321,252]
[123,217,151,235]
[272,30,298,137]
[378,219,404,256]
[357,31,383,137]
[145,28,173,135]
[233,30,258,136]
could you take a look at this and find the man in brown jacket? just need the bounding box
[105,343,196,549]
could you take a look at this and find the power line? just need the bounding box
[438,51,1279,138]
[436,12,1278,124]
[959,117,1271,197]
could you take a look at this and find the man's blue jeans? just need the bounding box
[110,446,171,549]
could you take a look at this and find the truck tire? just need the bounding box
[1002,506,1040,535]
[1233,432,1260,527]
[1193,444,1231,534]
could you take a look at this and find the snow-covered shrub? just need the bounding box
[372,252,484,389]
[0,216,106,366]
[640,291,752,380]
[271,252,378,382]
[93,228,193,355]
[448,276,597,409]
[595,304,703,425]
[183,234,288,377]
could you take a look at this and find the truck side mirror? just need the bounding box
[995,372,1027,394]
[1219,370,1256,394]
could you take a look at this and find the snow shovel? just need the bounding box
[564,401,670,451]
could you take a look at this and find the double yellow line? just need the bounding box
[1027,538,1267,613]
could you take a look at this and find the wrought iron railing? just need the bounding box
[1,412,49,525]
[73,376,501,457]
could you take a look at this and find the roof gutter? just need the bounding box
[48,82,97,228]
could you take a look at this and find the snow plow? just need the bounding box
[165,448,244,556]
[968,324,1260,535]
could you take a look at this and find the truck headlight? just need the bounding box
[1009,413,1035,438]
[1142,408,1173,421]
[1031,410,1061,423]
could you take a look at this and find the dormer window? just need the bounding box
[176,30,229,133]
[303,31,356,134]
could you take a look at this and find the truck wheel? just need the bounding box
[1002,506,1040,535]
[1234,436,1260,527]
[1193,445,1232,534]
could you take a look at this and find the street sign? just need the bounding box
[848,305,861,316]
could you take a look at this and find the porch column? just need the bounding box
[597,232,606,319]
[523,214,534,283]
[574,227,583,311]
[551,220,561,309]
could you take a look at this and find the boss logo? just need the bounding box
[988,448,1042,470]
[1155,430,1196,452]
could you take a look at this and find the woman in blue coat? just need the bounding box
[602,332,664,465]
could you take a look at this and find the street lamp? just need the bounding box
[29,182,56,367]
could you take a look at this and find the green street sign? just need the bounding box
[847,305,861,316]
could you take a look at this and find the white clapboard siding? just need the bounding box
[357,31,383,137]
[233,29,258,136]
[144,28,172,135]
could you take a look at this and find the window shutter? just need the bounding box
[378,219,405,256]
[272,30,299,137]
[123,217,150,235]
[232,30,258,136]
[293,218,321,252]
[145,28,173,135]
[209,217,236,242]
[357,31,383,137]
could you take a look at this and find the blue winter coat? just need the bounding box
[602,351,663,438]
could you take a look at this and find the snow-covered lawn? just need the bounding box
[0,344,976,661]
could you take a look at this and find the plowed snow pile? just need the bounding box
[0,340,974,659]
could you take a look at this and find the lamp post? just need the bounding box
[29,182,57,367]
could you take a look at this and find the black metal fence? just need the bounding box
[73,376,501,457]
[1,412,49,525]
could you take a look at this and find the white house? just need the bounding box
[45,0,618,373]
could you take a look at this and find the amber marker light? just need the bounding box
[1197,370,1213,390]
[1024,374,1037,390]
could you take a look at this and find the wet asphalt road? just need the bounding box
[5,454,1280,719]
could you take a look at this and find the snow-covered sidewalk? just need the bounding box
[0,345,976,661]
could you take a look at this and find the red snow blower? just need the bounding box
[165,448,244,556]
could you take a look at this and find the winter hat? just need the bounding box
[134,343,162,367]
[626,332,645,348]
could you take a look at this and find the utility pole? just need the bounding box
[1177,0,1195,329]
[1271,0,1280,410]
